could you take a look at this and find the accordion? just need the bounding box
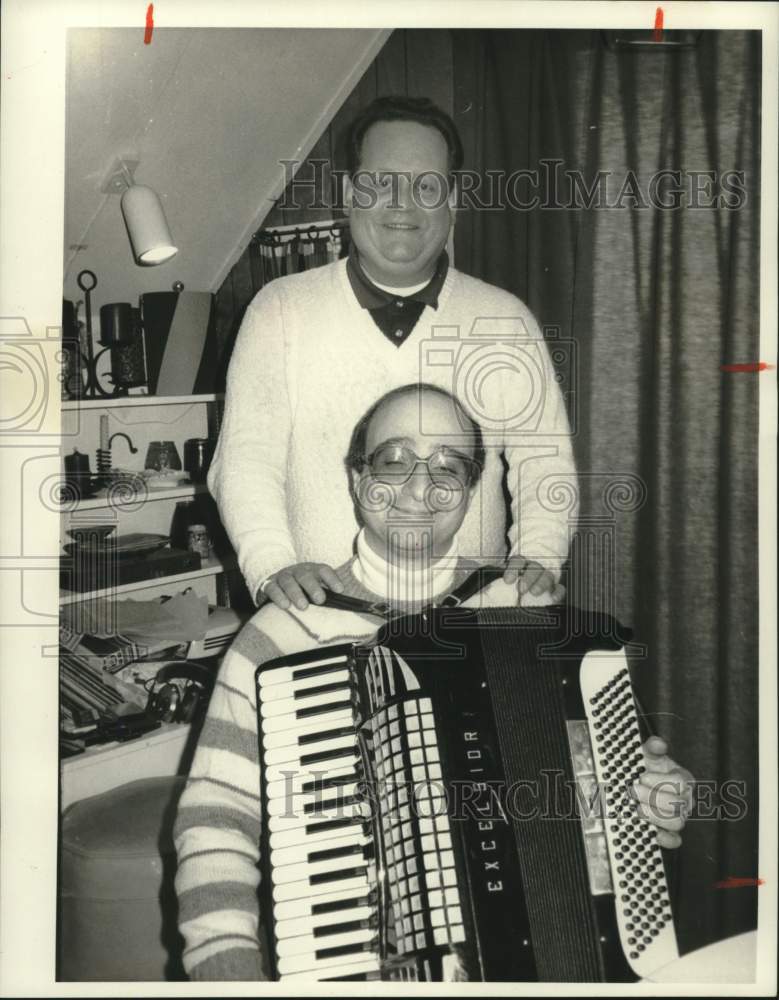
[255,605,679,983]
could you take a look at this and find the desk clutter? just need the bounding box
[59,593,244,756]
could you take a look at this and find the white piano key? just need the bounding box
[261,669,351,702]
[271,830,368,868]
[273,884,372,923]
[267,802,367,833]
[270,818,366,850]
[265,733,357,766]
[262,706,355,737]
[277,926,375,958]
[280,955,380,983]
[265,752,359,787]
[262,710,355,749]
[272,871,369,904]
[277,946,378,977]
[261,687,353,720]
[267,793,360,827]
[275,904,374,940]
[266,764,358,800]
[272,852,369,885]
[258,654,350,689]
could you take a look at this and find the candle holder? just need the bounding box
[76,270,147,398]
[77,270,111,399]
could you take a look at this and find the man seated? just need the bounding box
[174,383,693,981]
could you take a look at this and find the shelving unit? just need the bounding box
[60,391,233,803]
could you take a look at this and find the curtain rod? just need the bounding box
[252,220,349,246]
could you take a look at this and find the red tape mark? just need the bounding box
[653,8,664,42]
[144,4,154,45]
[713,876,765,890]
[720,362,775,373]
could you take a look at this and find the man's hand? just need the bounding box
[632,736,695,849]
[503,555,566,602]
[258,562,344,611]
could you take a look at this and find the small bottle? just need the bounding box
[187,524,211,560]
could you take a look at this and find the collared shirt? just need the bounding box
[346,245,449,347]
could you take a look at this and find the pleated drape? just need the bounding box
[452,28,761,954]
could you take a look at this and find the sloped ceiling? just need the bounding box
[63,27,388,316]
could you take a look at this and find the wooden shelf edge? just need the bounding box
[60,481,211,512]
[59,556,237,605]
[62,393,224,411]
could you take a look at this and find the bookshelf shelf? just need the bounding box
[62,481,210,512]
[59,555,237,605]
[61,393,224,411]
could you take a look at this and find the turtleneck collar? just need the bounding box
[352,528,458,606]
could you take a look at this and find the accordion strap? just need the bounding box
[321,565,506,620]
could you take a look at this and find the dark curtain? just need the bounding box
[452,29,760,954]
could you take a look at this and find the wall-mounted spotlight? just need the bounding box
[101,158,178,266]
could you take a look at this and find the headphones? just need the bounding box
[145,661,215,724]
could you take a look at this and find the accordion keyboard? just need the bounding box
[257,650,380,983]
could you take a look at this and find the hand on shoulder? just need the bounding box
[258,562,345,611]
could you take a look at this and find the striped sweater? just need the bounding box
[173,554,492,980]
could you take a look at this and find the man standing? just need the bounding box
[208,96,577,612]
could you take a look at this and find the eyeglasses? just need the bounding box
[361,443,477,489]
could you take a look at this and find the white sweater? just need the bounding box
[208,258,578,602]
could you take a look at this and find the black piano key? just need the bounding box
[304,794,360,815]
[311,894,369,916]
[308,842,364,864]
[301,772,358,794]
[298,724,356,746]
[296,699,353,720]
[294,680,350,700]
[293,662,349,681]
[310,865,367,886]
[300,745,358,766]
[314,940,375,960]
[314,918,371,938]
[304,816,360,836]
[321,972,371,981]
